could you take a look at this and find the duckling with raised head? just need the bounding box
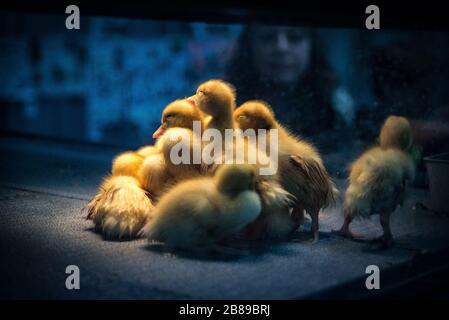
[187,79,236,133]
[234,100,337,242]
[139,164,262,250]
[188,81,294,241]
[333,115,416,249]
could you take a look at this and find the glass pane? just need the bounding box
[1,12,448,176]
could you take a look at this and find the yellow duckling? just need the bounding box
[139,164,262,250]
[87,175,153,239]
[188,81,294,241]
[187,79,236,133]
[234,100,337,242]
[333,115,415,249]
[111,152,145,178]
[87,99,204,239]
[138,99,205,198]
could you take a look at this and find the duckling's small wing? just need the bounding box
[290,154,337,207]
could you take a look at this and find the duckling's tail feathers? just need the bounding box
[87,175,154,238]
[256,179,296,208]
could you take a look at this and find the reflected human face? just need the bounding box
[250,26,312,86]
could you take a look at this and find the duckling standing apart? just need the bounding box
[234,101,337,243]
[333,116,416,249]
[188,81,294,241]
[139,164,262,251]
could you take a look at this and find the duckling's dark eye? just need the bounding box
[237,115,248,121]
[197,90,205,96]
[164,114,175,123]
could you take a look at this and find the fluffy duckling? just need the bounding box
[87,175,153,239]
[88,100,203,239]
[111,151,145,178]
[187,79,236,133]
[138,99,205,197]
[136,145,159,158]
[187,80,237,175]
[152,99,205,139]
[189,81,295,241]
[111,145,160,180]
[111,142,160,181]
[88,148,153,239]
[112,98,204,181]
[139,164,262,250]
[234,101,337,242]
[333,116,415,249]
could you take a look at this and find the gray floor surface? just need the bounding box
[1,135,449,299]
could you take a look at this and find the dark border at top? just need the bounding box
[1,1,449,31]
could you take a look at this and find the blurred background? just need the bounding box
[1,11,448,176]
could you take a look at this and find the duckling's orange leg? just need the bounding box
[291,205,305,231]
[372,211,394,250]
[332,209,363,239]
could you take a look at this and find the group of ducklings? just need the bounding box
[87,79,415,251]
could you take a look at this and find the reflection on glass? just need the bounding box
[1,12,448,177]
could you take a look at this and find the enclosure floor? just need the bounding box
[1,135,449,299]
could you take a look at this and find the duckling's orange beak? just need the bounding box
[152,125,166,139]
[186,95,196,106]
